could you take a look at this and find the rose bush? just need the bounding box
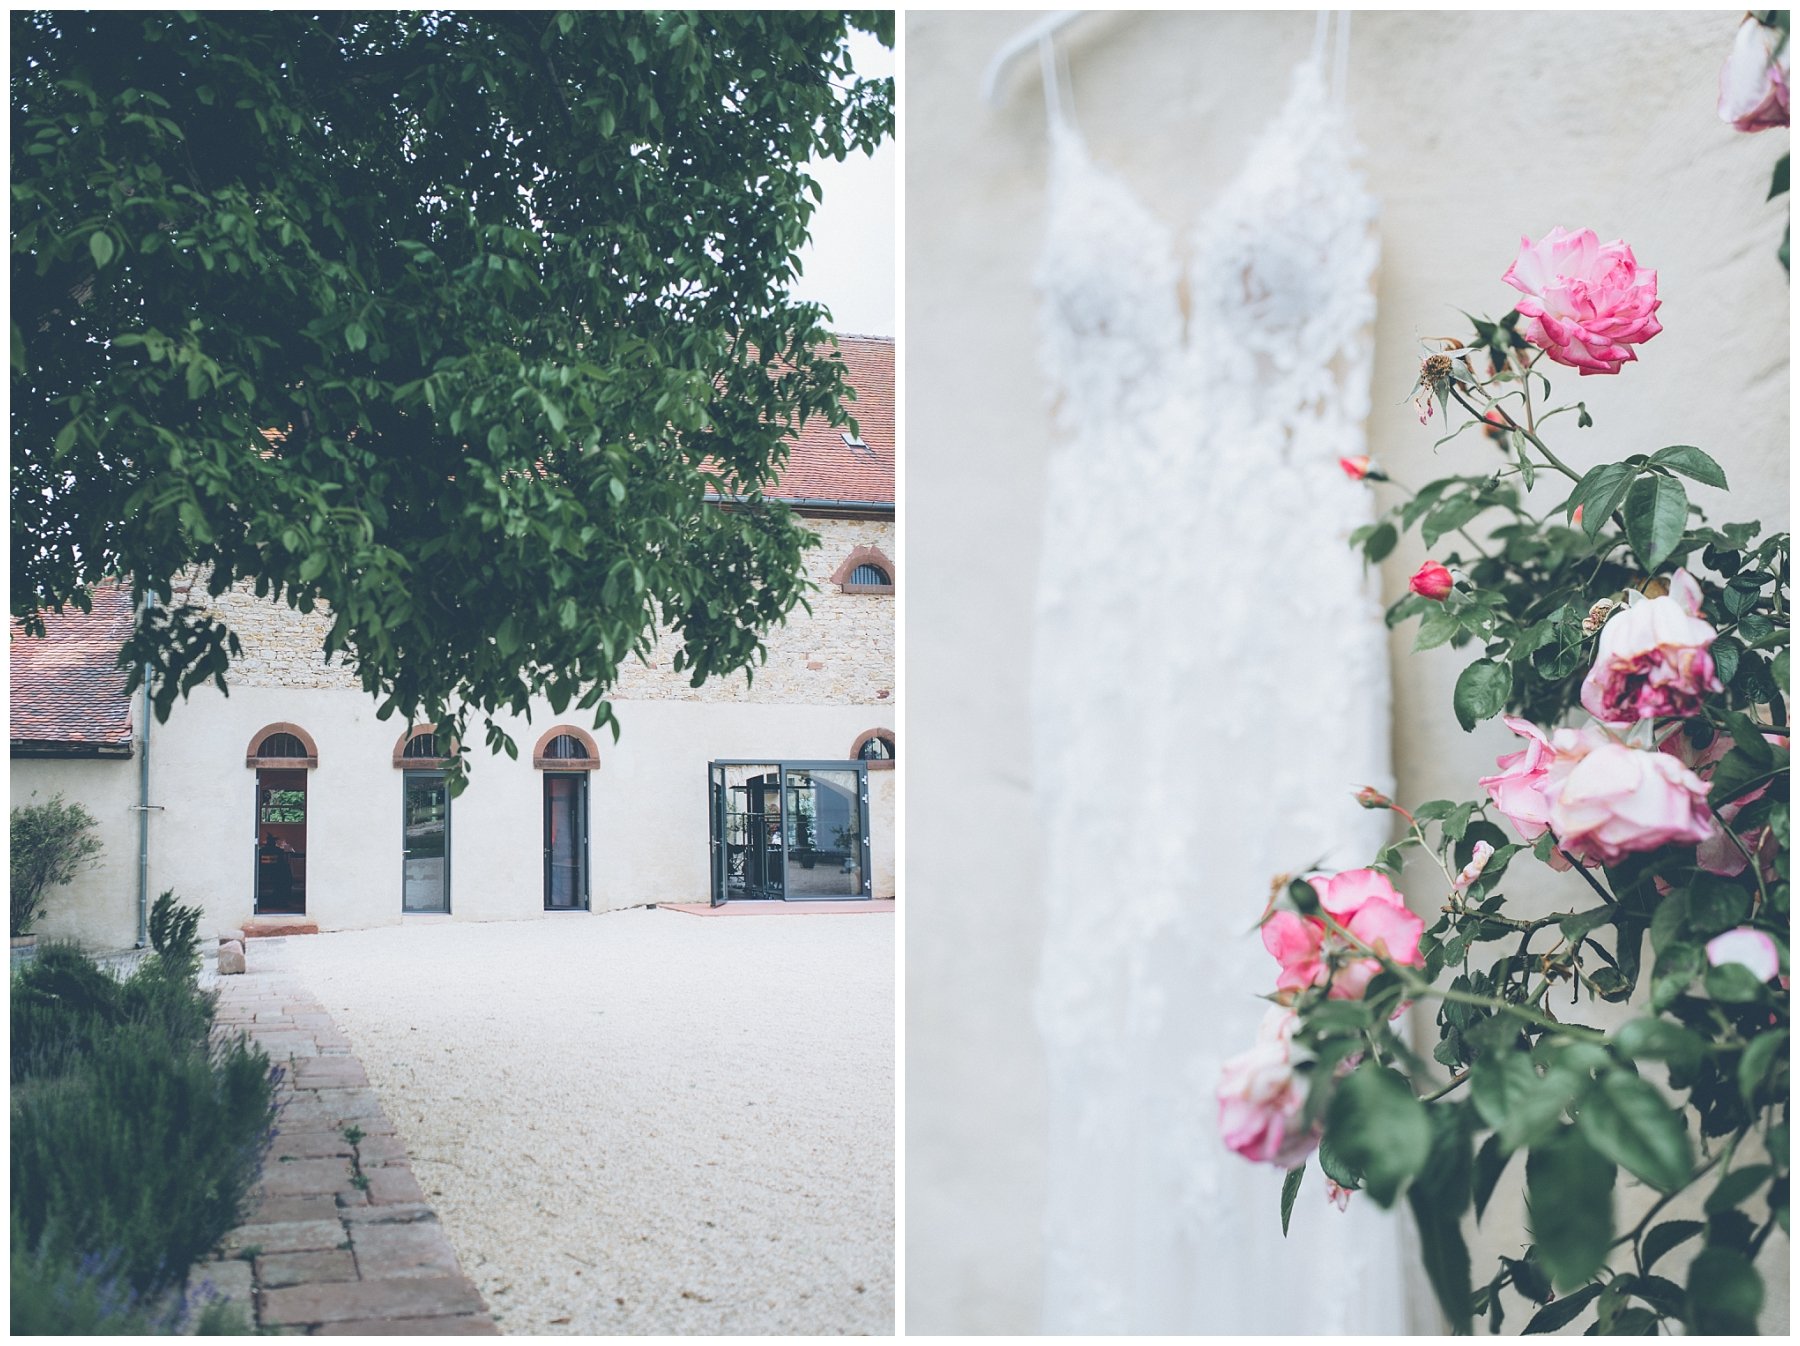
[1222,220,1789,1335]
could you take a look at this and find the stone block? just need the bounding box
[363,1166,426,1206]
[188,1257,255,1310]
[217,943,246,975]
[259,1275,486,1326]
[222,1219,344,1256]
[245,1193,340,1225]
[256,1249,358,1289]
[352,1221,462,1280]
[256,1156,358,1199]
[315,1315,498,1335]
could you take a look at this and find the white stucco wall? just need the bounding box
[91,688,896,940]
[11,756,142,951]
[906,10,1789,1335]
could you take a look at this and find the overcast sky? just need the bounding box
[788,28,896,338]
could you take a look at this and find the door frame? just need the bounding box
[252,766,309,915]
[707,760,872,903]
[400,768,452,914]
[542,771,590,911]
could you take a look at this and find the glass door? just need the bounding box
[543,773,588,910]
[254,768,308,914]
[718,763,784,899]
[709,763,727,907]
[783,767,869,899]
[402,770,450,913]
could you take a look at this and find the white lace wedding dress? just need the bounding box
[1030,20,1413,1334]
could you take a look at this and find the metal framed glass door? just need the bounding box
[707,760,871,903]
[402,770,450,913]
[544,773,588,910]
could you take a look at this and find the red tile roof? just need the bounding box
[769,334,894,509]
[10,582,136,753]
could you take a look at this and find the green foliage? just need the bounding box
[1285,307,1791,1335]
[9,792,103,936]
[12,11,895,781]
[147,888,201,977]
[10,937,275,1308]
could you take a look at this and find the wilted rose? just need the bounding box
[1579,570,1722,726]
[1502,227,1662,375]
[1217,1006,1319,1169]
[1719,13,1790,132]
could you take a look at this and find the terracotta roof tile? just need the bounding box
[770,334,894,508]
[10,583,136,751]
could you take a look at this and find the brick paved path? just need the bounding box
[186,969,497,1334]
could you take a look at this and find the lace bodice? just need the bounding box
[1030,40,1410,1335]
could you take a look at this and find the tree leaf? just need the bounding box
[1280,1164,1304,1236]
[1452,659,1510,732]
[1472,1050,1586,1152]
[1573,1069,1692,1194]
[1641,1218,1704,1273]
[1704,1164,1773,1216]
[1648,445,1728,490]
[1526,1130,1616,1290]
[1325,1065,1433,1206]
[1621,473,1688,573]
[89,229,114,268]
[1739,1028,1786,1105]
[1569,461,1634,536]
[1472,1131,1510,1222]
[1685,1247,1762,1334]
[1521,1281,1602,1334]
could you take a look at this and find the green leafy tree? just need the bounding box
[12,11,894,778]
[10,793,103,936]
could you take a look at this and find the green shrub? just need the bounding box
[12,1022,277,1296]
[10,793,102,937]
[10,1230,257,1334]
[147,889,202,978]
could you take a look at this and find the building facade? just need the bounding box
[12,336,895,949]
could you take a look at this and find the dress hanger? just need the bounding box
[980,10,1083,107]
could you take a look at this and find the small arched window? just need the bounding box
[244,722,319,769]
[849,729,896,770]
[392,725,456,768]
[832,545,896,596]
[532,725,601,770]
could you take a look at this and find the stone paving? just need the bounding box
[187,968,496,1334]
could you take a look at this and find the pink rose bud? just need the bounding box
[1706,928,1782,983]
[1719,14,1790,132]
[1410,561,1454,601]
[1571,504,1584,527]
[1502,228,1662,376]
[1481,407,1510,442]
[1579,569,1723,726]
[1338,454,1385,482]
[1353,785,1393,810]
[1325,1178,1353,1211]
[1453,840,1495,891]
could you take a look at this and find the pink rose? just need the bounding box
[1719,14,1790,132]
[1579,570,1723,726]
[1218,1006,1319,1169]
[1410,561,1454,601]
[1502,228,1662,375]
[1546,735,1714,867]
[1479,716,1559,842]
[1706,928,1782,983]
[1339,454,1376,482]
[1262,868,1424,1001]
[1662,728,1784,878]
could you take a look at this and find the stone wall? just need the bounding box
[194,516,895,708]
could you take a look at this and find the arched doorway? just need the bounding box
[245,724,318,915]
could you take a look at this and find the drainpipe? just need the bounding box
[135,591,153,948]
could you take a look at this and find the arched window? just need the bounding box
[244,722,319,769]
[532,725,601,770]
[849,729,896,770]
[392,725,456,768]
[831,545,896,596]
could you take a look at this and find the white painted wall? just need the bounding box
[906,9,1789,1334]
[13,688,895,948]
[11,756,142,950]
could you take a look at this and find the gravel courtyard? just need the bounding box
[264,909,894,1334]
